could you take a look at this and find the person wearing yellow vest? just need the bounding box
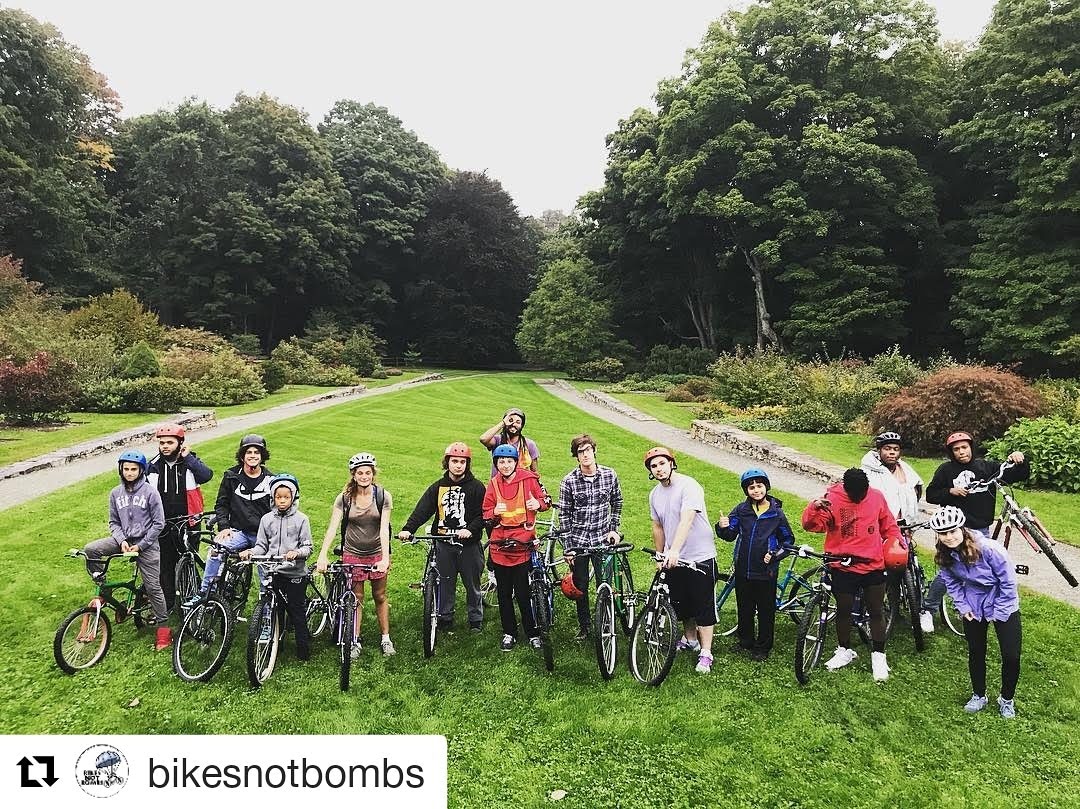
[483,443,550,651]
[480,407,541,477]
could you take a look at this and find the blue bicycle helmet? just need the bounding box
[740,467,770,493]
[117,450,148,475]
[492,444,520,460]
[269,472,300,500]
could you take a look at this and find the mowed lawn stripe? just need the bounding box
[2,374,1078,807]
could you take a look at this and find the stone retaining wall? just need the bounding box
[690,420,846,485]
[582,389,657,421]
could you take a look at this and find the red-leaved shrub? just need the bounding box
[868,365,1046,456]
[0,351,79,424]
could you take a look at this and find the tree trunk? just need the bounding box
[742,248,782,351]
[683,292,716,351]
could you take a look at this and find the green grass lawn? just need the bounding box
[0,412,161,467]
[4,374,1078,807]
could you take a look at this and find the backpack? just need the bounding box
[333,485,390,556]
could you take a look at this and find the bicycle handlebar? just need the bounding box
[401,534,464,548]
[964,461,1016,492]
[639,547,707,573]
[566,542,635,556]
[795,545,873,566]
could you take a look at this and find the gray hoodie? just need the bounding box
[109,475,165,551]
[860,450,923,524]
[254,501,313,577]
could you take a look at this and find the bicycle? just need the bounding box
[563,539,639,680]
[713,548,823,638]
[629,549,708,687]
[245,555,307,688]
[967,461,1077,588]
[164,511,207,612]
[401,534,463,658]
[885,520,930,652]
[490,538,559,672]
[791,547,883,685]
[54,550,153,674]
[172,539,252,683]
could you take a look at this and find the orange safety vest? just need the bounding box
[495,477,532,529]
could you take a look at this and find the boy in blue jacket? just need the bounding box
[715,468,795,660]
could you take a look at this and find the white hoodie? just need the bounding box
[860,450,924,524]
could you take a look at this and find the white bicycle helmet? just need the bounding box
[349,452,377,470]
[929,506,966,532]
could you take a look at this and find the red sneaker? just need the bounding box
[154,627,173,651]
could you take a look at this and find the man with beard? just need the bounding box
[398,442,488,632]
[146,423,213,612]
[480,407,541,477]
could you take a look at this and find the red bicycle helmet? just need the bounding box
[882,535,909,571]
[945,431,973,448]
[444,441,472,459]
[155,423,186,440]
[560,573,584,600]
[643,446,676,470]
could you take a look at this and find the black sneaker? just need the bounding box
[469,622,482,633]
[500,634,515,651]
[750,648,770,662]
[730,641,753,656]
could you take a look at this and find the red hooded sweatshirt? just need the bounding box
[800,482,900,574]
[483,466,549,566]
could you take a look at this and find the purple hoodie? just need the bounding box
[938,537,1019,622]
[109,474,165,552]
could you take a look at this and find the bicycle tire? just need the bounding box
[714,579,739,637]
[629,593,678,686]
[529,580,555,672]
[305,595,328,639]
[339,595,355,692]
[614,554,638,634]
[54,606,112,674]
[227,562,253,617]
[903,567,926,652]
[247,597,281,688]
[794,592,830,685]
[594,584,617,680]
[173,597,232,683]
[940,592,964,637]
[782,565,822,622]
[480,570,498,610]
[1019,514,1079,587]
[422,567,439,659]
[174,555,201,614]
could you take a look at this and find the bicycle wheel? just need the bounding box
[174,597,232,683]
[794,592,830,685]
[530,582,555,672]
[480,569,498,610]
[1019,514,1079,587]
[227,563,253,617]
[782,566,822,621]
[247,597,281,688]
[594,584,617,680]
[305,595,328,639]
[629,593,678,686]
[714,579,739,637]
[339,595,356,692]
[903,567,926,652]
[614,554,639,634]
[940,592,964,637]
[54,606,112,674]
[174,554,202,613]
[422,567,439,659]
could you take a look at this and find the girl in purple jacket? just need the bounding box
[931,506,1021,718]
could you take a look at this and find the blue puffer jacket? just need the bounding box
[938,537,1019,622]
[715,495,796,580]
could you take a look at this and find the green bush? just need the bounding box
[869,346,925,387]
[573,357,625,382]
[664,376,713,402]
[310,338,346,367]
[608,374,688,393]
[369,366,389,380]
[343,329,380,377]
[384,367,404,377]
[79,377,197,413]
[643,345,715,377]
[869,365,1046,456]
[118,340,161,379]
[64,289,164,349]
[40,333,118,389]
[269,338,359,385]
[403,344,422,366]
[163,327,232,353]
[793,361,897,424]
[160,347,266,405]
[262,360,287,393]
[707,349,795,407]
[988,417,1080,493]
[76,379,126,413]
[0,351,78,424]
[229,333,263,356]
[780,401,848,433]
[1033,378,1080,424]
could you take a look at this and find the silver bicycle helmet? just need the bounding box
[348,452,377,470]
[929,506,966,532]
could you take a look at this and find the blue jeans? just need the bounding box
[199,530,257,593]
[924,526,991,613]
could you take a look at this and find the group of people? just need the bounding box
[80,410,1030,717]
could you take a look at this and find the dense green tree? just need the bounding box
[946,0,1080,372]
[404,171,539,365]
[0,9,119,298]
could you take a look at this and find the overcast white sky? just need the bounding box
[11,1,997,216]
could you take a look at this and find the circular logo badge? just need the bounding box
[75,743,129,798]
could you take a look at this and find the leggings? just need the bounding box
[834,583,887,652]
[964,611,1022,700]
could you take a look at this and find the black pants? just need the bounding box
[834,583,887,651]
[964,611,1021,700]
[274,574,310,660]
[435,540,484,626]
[159,523,182,611]
[735,576,776,651]
[572,555,603,633]
[494,561,537,639]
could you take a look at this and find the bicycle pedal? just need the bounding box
[408,582,423,590]
[1015,564,1029,575]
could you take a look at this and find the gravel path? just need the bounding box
[535,379,1080,610]
[0,374,452,512]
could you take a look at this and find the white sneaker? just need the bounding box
[871,651,890,682]
[380,638,396,656]
[824,647,857,670]
[350,641,362,660]
[919,610,935,633]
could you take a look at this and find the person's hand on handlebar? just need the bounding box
[661,546,680,569]
[606,530,620,545]
[456,528,473,541]
[1006,451,1025,465]
[397,530,412,541]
